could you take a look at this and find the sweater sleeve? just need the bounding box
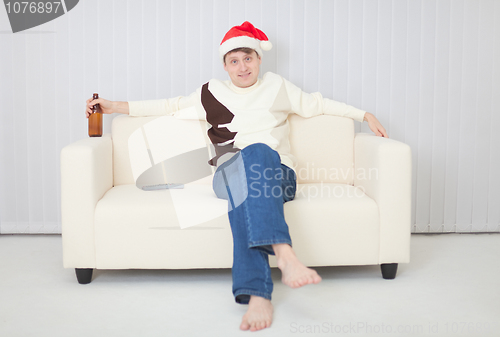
[283,78,366,122]
[127,88,203,118]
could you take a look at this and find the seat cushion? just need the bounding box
[284,183,380,266]
[94,184,233,269]
[94,183,380,269]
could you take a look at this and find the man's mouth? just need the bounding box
[239,72,251,78]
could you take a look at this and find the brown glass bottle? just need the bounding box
[88,93,103,137]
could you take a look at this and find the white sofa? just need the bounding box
[61,113,412,284]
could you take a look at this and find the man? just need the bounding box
[85,21,388,332]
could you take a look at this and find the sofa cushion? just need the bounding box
[285,183,380,266]
[112,113,356,186]
[112,115,212,186]
[288,114,355,184]
[94,183,379,269]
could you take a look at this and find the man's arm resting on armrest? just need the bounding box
[112,101,129,115]
[363,112,388,138]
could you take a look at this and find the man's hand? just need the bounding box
[363,112,388,138]
[85,98,130,118]
[85,97,115,118]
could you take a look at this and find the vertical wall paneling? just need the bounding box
[361,0,378,135]
[12,33,29,233]
[113,0,128,102]
[303,0,320,94]
[243,0,257,27]
[212,0,230,81]
[471,0,494,232]
[333,0,349,104]
[82,1,97,139]
[99,0,115,138]
[229,0,245,29]
[375,0,392,139]
[25,26,43,233]
[389,0,407,146]
[170,0,187,97]
[186,0,201,93]
[318,0,335,107]
[416,0,436,231]
[260,0,278,76]
[347,0,363,133]
[0,29,14,233]
[443,0,464,232]
[39,21,58,233]
[288,0,305,89]
[199,0,214,84]
[275,0,291,80]
[157,0,171,97]
[73,2,85,139]
[142,1,157,100]
[488,1,500,232]
[54,10,71,234]
[127,0,143,101]
[0,0,499,234]
[406,0,422,231]
[456,0,479,232]
[430,0,451,232]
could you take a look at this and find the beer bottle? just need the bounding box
[88,93,103,137]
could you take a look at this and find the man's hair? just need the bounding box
[223,47,258,64]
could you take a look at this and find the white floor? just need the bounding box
[0,234,499,337]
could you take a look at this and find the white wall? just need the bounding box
[0,0,499,234]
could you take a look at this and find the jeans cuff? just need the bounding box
[234,289,272,304]
[249,239,292,255]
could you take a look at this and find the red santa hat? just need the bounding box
[219,21,272,63]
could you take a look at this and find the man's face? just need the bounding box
[223,50,262,88]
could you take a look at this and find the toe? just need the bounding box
[240,320,250,331]
[257,321,265,331]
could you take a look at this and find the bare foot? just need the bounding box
[240,296,273,331]
[273,243,322,288]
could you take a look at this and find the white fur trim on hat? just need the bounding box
[260,40,272,51]
[219,36,264,63]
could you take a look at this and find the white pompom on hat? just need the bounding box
[219,21,272,63]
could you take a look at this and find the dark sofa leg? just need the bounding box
[75,268,93,284]
[381,263,398,279]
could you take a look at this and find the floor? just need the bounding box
[1,233,499,337]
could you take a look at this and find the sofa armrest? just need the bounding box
[354,133,412,264]
[60,134,113,268]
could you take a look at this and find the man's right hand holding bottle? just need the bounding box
[85,97,129,118]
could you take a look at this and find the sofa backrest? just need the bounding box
[111,114,355,186]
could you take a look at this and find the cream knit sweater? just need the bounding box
[128,72,366,169]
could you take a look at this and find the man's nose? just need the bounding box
[239,61,248,71]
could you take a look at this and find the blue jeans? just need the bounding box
[212,143,297,304]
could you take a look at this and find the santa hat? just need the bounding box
[219,21,272,63]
